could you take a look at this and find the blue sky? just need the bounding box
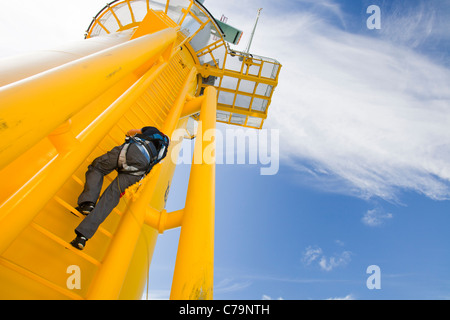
[1,0,450,300]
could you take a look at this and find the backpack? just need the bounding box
[137,131,170,163]
[118,131,170,176]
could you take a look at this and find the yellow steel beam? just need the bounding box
[47,120,79,154]
[130,9,179,41]
[86,67,198,300]
[0,28,176,172]
[215,86,272,101]
[170,86,217,300]
[217,104,268,119]
[180,95,204,119]
[197,64,279,87]
[145,207,184,233]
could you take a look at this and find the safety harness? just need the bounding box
[117,133,169,176]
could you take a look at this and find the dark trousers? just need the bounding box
[75,144,148,239]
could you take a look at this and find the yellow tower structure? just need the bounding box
[0,0,281,300]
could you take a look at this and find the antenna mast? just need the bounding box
[245,8,262,53]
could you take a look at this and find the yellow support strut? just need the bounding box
[170,86,217,300]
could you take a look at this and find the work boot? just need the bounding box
[70,233,88,250]
[75,202,95,216]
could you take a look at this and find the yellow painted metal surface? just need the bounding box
[0,0,281,300]
[0,30,135,87]
[170,86,217,300]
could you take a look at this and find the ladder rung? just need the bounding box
[147,86,170,117]
[141,93,165,123]
[53,196,114,239]
[134,100,155,124]
[71,174,84,186]
[0,257,84,300]
[107,133,123,146]
[30,222,101,267]
[129,105,148,125]
[159,73,179,99]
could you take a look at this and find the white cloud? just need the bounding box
[318,251,352,272]
[335,239,345,247]
[215,278,252,294]
[326,294,355,300]
[0,0,108,58]
[262,294,284,300]
[302,245,352,272]
[379,0,450,52]
[362,208,393,227]
[294,0,347,28]
[302,246,323,265]
[256,7,450,202]
[379,1,436,48]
